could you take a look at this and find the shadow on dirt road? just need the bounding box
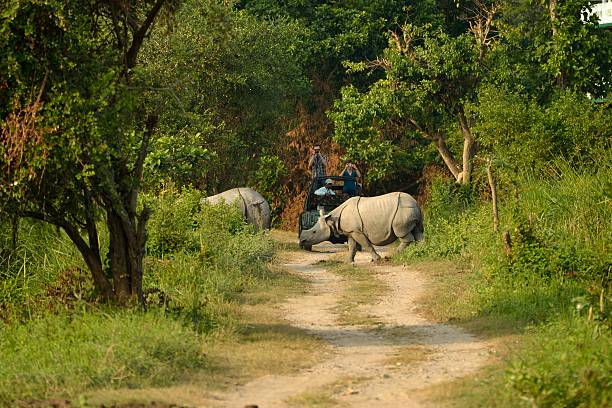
[206,241,493,408]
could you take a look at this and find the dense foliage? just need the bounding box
[0,188,274,402]
[1,0,610,404]
[140,3,310,191]
[329,0,610,186]
[1,0,182,302]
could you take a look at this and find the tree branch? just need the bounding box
[21,211,114,298]
[458,108,476,184]
[434,134,463,181]
[126,0,166,70]
[130,113,158,213]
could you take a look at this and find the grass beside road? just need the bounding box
[0,190,326,407]
[396,258,611,408]
[394,161,611,407]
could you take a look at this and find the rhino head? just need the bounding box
[299,209,337,247]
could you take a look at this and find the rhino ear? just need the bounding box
[319,208,325,217]
[324,214,338,229]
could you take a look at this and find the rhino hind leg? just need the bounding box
[413,219,424,241]
[396,232,415,253]
[394,218,423,253]
[350,232,381,262]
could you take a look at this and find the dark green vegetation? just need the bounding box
[1,0,610,405]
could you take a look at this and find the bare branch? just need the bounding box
[465,0,501,59]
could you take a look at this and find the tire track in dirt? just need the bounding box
[204,244,491,407]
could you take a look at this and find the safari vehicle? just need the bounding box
[298,175,363,250]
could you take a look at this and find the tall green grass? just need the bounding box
[0,311,207,404]
[0,188,275,403]
[397,157,611,406]
[0,221,89,321]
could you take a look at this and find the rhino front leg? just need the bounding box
[347,236,359,263]
[351,232,381,262]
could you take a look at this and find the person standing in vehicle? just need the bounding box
[308,145,327,179]
[340,162,361,196]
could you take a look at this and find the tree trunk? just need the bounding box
[486,159,499,232]
[548,0,558,37]
[105,114,155,304]
[458,110,476,185]
[107,211,132,302]
[432,132,463,182]
[106,209,149,304]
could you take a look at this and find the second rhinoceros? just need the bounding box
[201,187,271,231]
[299,192,423,262]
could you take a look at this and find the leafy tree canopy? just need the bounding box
[1,0,181,302]
[140,2,311,191]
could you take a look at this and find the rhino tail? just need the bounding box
[251,200,265,230]
[414,215,424,241]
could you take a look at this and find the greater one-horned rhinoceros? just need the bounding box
[299,192,423,262]
[201,188,271,231]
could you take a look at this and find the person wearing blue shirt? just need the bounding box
[340,163,361,196]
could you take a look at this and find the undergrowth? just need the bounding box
[0,311,207,402]
[0,187,275,404]
[397,158,611,407]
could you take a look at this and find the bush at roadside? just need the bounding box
[0,188,275,403]
[396,156,611,407]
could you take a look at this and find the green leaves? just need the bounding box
[474,85,612,170]
[329,85,395,183]
[329,16,484,183]
[138,1,311,191]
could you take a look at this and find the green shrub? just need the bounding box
[0,310,207,403]
[425,174,479,218]
[252,153,287,224]
[507,318,611,408]
[198,199,249,236]
[145,188,204,256]
[144,189,274,332]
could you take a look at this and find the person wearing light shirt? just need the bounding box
[314,179,335,210]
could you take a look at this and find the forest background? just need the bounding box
[0,0,610,406]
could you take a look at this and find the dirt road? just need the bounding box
[206,243,492,407]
